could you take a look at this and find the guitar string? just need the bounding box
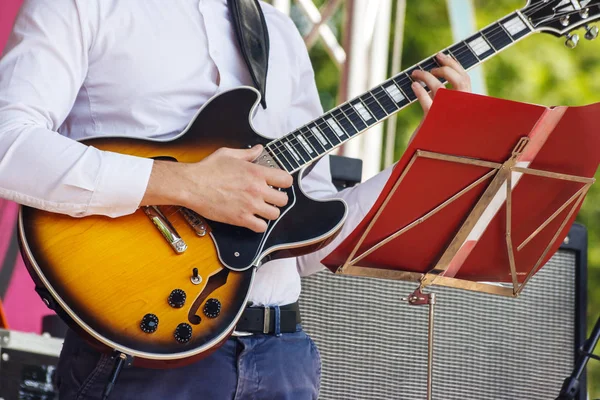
[266,7,580,168]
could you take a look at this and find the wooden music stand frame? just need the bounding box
[331,138,595,400]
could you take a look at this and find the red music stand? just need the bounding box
[322,89,600,399]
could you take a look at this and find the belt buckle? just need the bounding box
[233,306,271,336]
[262,306,271,334]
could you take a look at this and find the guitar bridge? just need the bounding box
[179,208,208,237]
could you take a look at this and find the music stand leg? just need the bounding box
[404,289,437,400]
[556,315,600,400]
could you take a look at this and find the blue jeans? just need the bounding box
[56,325,321,399]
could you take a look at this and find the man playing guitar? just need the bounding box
[0,0,470,398]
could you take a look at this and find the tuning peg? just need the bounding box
[585,25,599,40]
[580,8,589,19]
[560,15,570,27]
[565,33,580,49]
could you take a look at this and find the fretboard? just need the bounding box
[266,11,533,173]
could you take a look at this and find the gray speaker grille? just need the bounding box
[299,250,576,400]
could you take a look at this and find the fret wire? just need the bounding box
[310,121,336,148]
[301,126,327,154]
[299,131,320,155]
[283,135,306,167]
[388,79,410,102]
[326,113,351,140]
[318,117,343,145]
[338,107,360,135]
[290,131,314,162]
[479,30,498,51]
[269,142,295,172]
[280,137,303,168]
[462,41,481,62]
[498,17,517,40]
[360,92,387,119]
[483,26,512,50]
[372,86,399,114]
[355,98,377,125]
[331,109,357,137]
[342,104,367,130]
[375,84,401,107]
[367,90,391,116]
[314,117,341,146]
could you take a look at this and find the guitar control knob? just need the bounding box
[565,33,579,49]
[168,289,186,308]
[140,314,159,333]
[174,323,193,344]
[203,299,222,318]
[585,25,599,41]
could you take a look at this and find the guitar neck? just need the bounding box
[266,10,534,173]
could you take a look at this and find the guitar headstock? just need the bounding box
[522,0,600,47]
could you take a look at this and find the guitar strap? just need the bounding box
[227,0,270,109]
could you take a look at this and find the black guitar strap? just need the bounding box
[227,0,270,109]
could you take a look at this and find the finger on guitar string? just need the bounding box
[263,186,288,207]
[411,52,471,114]
[432,52,471,92]
[411,81,434,114]
[261,164,293,189]
[255,201,281,221]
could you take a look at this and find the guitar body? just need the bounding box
[19,87,347,365]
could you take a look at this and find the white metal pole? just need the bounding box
[446,0,487,94]
[384,0,406,168]
[340,0,370,162]
[362,0,392,179]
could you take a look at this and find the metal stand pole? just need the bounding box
[556,315,600,400]
[404,288,436,400]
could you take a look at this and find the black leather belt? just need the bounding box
[235,302,301,335]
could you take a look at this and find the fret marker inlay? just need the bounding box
[503,17,527,37]
[352,102,373,121]
[284,142,301,161]
[310,127,329,146]
[467,36,492,57]
[385,84,405,103]
[326,118,345,137]
[296,135,314,154]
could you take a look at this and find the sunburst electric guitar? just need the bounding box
[19,1,600,366]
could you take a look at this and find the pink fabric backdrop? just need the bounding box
[0,0,53,333]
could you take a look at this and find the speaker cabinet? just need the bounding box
[299,223,587,400]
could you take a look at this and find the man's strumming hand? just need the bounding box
[141,145,293,233]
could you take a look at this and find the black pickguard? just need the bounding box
[191,88,347,271]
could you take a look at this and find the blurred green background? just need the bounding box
[284,0,600,396]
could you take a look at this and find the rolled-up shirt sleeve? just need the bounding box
[283,21,393,277]
[0,0,153,218]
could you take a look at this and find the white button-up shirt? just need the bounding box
[0,0,391,306]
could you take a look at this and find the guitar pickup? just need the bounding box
[143,206,188,254]
[179,208,208,237]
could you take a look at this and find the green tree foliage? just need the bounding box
[286,0,600,395]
